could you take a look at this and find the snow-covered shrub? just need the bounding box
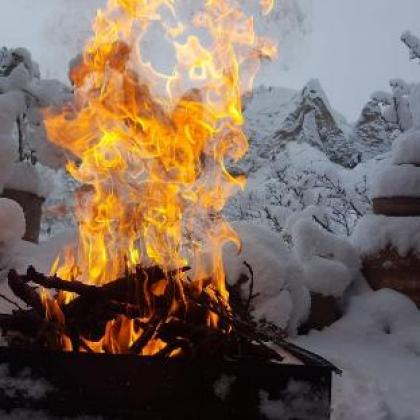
[226,143,371,236]
[223,222,310,334]
[287,212,360,298]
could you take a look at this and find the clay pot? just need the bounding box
[362,246,420,307]
[373,197,420,217]
[298,292,341,334]
[2,188,45,243]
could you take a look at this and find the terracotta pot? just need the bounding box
[298,292,341,334]
[362,247,420,307]
[373,197,420,217]
[2,188,45,243]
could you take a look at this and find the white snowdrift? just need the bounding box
[295,289,420,420]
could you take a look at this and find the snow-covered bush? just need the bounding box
[226,143,371,236]
[0,47,71,177]
[223,222,310,334]
[286,210,361,298]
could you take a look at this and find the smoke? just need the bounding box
[39,0,312,83]
[260,0,313,71]
[41,0,104,80]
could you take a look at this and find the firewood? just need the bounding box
[26,265,190,305]
[8,269,44,315]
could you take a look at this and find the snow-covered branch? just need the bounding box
[401,31,420,62]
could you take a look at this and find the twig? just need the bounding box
[243,261,255,312]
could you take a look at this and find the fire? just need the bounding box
[44,0,276,354]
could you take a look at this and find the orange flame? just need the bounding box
[44,0,276,354]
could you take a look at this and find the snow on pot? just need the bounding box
[358,87,420,306]
[2,161,54,243]
[372,86,420,216]
[352,214,420,307]
[287,209,361,332]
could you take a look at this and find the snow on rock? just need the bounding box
[371,164,420,198]
[288,214,360,297]
[392,129,420,165]
[352,214,420,257]
[223,222,310,334]
[350,100,393,162]
[267,79,359,168]
[295,289,420,420]
[4,161,56,198]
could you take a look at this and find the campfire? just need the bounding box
[0,1,337,418]
[3,0,280,358]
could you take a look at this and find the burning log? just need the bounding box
[2,266,289,363]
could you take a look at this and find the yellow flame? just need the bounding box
[44,0,276,354]
[260,0,275,16]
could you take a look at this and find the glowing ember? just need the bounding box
[43,0,277,354]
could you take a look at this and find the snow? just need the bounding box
[4,161,56,198]
[401,31,420,62]
[295,289,420,419]
[213,374,236,401]
[0,365,52,400]
[352,214,420,257]
[223,221,310,334]
[393,129,420,165]
[0,198,25,247]
[0,63,30,92]
[287,216,360,297]
[409,83,420,130]
[0,134,18,193]
[372,164,420,198]
[0,90,26,134]
[260,379,328,420]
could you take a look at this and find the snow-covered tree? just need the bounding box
[0,47,72,243]
[363,32,420,135]
[1,48,72,168]
[401,31,420,63]
[371,79,413,133]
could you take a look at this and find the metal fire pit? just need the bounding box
[0,346,336,419]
